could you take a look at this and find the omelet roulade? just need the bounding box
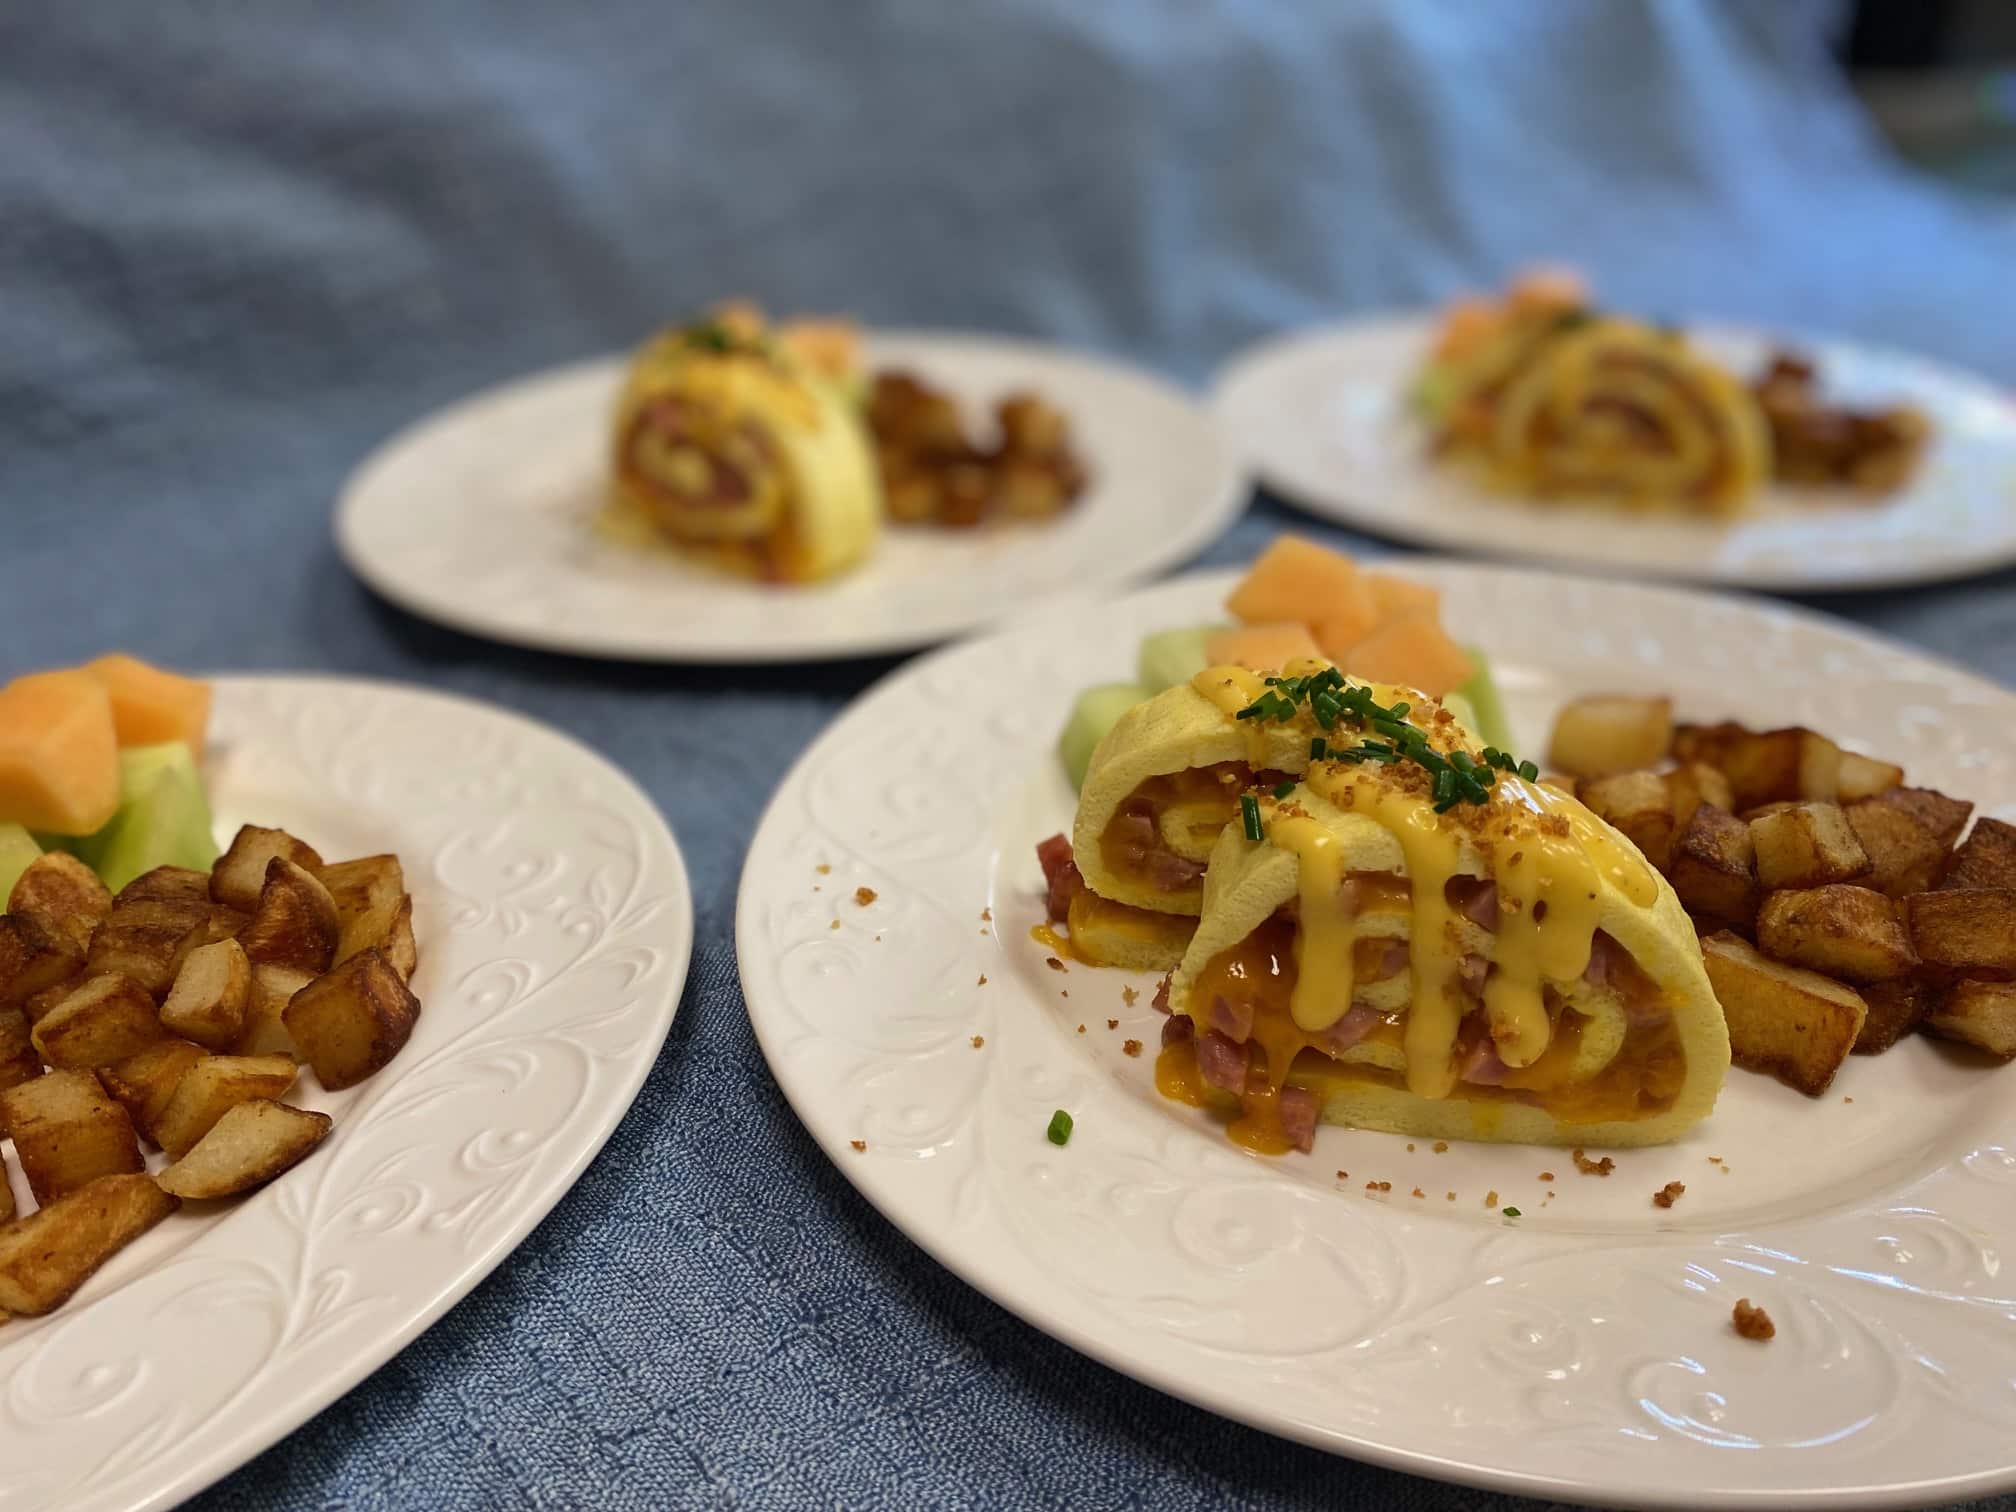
[605,315,880,583]
[1158,694,1728,1153]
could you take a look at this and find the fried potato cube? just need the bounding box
[86,898,210,999]
[159,938,251,1050]
[0,1068,145,1202]
[0,1172,176,1315]
[96,1037,206,1147]
[1579,770,1678,870]
[1664,763,1733,832]
[1749,803,1869,890]
[0,1007,38,1093]
[1905,888,2016,983]
[211,825,326,912]
[155,1099,332,1199]
[1942,817,2016,891]
[0,912,87,1008]
[1756,885,1917,984]
[1676,724,1842,807]
[238,964,311,1056]
[1844,799,1947,897]
[1701,930,1866,1096]
[284,949,420,1090]
[1864,787,1973,852]
[152,1053,299,1159]
[1668,805,1759,933]
[236,859,338,974]
[1923,979,2016,1061]
[20,973,82,1027]
[1854,980,1930,1055]
[8,851,113,953]
[116,866,211,908]
[322,855,415,980]
[0,1156,11,1223]
[1546,696,1673,778]
[30,973,165,1070]
[1836,751,1904,802]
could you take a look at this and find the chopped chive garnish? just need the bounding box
[1518,760,1540,782]
[1500,1205,1522,1217]
[1240,792,1264,841]
[1309,736,1327,761]
[1046,1109,1073,1146]
[1273,780,1296,800]
[1432,767,1457,805]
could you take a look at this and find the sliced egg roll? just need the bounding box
[606,320,881,583]
[1163,749,1728,1152]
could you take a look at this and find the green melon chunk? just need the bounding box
[0,823,40,901]
[1059,683,1151,791]
[1453,648,1515,756]
[73,743,220,893]
[1137,625,1227,695]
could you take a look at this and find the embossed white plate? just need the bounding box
[0,677,693,1512]
[1211,315,2016,591]
[336,332,1243,663]
[738,564,2016,1509]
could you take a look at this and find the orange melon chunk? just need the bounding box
[1343,612,1475,699]
[1203,623,1324,674]
[1224,537,1374,630]
[1361,571,1441,622]
[0,672,120,836]
[82,655,212,756]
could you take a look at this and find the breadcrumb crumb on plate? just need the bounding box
[1733,1298,1775,1340]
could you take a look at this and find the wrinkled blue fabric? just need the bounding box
[3,1,2014,1507]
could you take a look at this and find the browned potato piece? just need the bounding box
[1664,763,1733,832]
[1537,774,1579,799]
[1579,770,1678,870]
[211,825,326,912]
[238,965,311,1056]
[31,974,165,1070]
[0,1156,12,1223]
[116,866,211,908]
[236,859,338,974]
[1749,803,1869,890]
[1676,725,1842,808]
[0,1069,145,1202]
[1756,885,1917,984]
[1942,817,2016,891]
[0,912,87,1008]
[320,855,403,947]
[1905,889,2016,983]
[1546,696,1673,778]
[21,973,82,1027]
[97,1037,207,1147]
[160,938,251,1051]
[0,1173,177,1315]
[155,1100,333,1199]
[1864,787,1973,853]
[152,1053,299,1159]
[1854,980,1929,1055]
[1836,751,1905,802]
[0,1007,38,1092]
[1923,980,2016,1060]
[1844,800,1947,897]
[1701,931,1867,1096]
[201,904,249,945]
[1668,805,1758,933]
[86,898,211,1000]
[8,852,113,952]
[285,949,420,1090]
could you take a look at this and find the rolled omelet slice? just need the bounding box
[1073,663,1475,916]
[1163,749,1728,1152]
[605,317,880,583]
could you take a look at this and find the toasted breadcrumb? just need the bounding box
[1335,1170,1349,1180]
[854,886,877,906]
[849,1139,865,1152]
[817,865,832,875]
[1364,1180,1392,1193]
[1410,1186,1425,1199]
[1060,990,1069,998]
[1654,1181,1686,1208]
[1571,1149,1615,1177]
[1076,1024,1086,1034]
[1485,1190,1499,1209]
[1106,1018,1119,1030]
[1538,1170,1556,1182]
[1122,1039,1142,1057]
[829,920,840,930]
[980,907,992,921]
[1122,987,1138,1007]
[976,974,988,986]
[970,1035,984,1049]
[1843,1096,1854,1103]
[1445,1191,1456,1201]
[1433,1141,1449,1153]
[1046,957,1066,972]
[1406,1142,1415,1152]
[1732,1298,1775,1341]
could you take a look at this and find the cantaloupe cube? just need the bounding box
[1432,297,1499,359]
[81,655,212,757]
[0,673,121,836]
[1203,623,1324,673]
[1361,571,1442,622]
[1343,612,1475,699]
[1508,265,1588,313]
[1224,537,1372,628]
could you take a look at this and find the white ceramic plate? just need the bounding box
[336,332,1243,663]
[1211,315,2016,591]
[738,564,2016,1509]
[0,677,693,1512]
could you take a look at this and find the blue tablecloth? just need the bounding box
[5,3,2016,1507]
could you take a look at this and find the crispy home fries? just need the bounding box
[1545,696,2014,1093]
[0,658,423,1321]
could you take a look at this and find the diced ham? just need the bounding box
[1586,931,1670,1029]
[1196,1030,1249,1093]
[1151,975,1171,1014]
[1456,953,1490,996]
[1316,1004,1386,1057]
[1278,1085,1320,1152]
[1459,1036,1510,1085]
[1361,939,1410,983]
[1446,876,1500,930]
[1161,1012,1194,1048]
[1107,799,1207,893]
[1035,833,1083,923]
[1140,850,1206,891]
[1209,994,1254,1044]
